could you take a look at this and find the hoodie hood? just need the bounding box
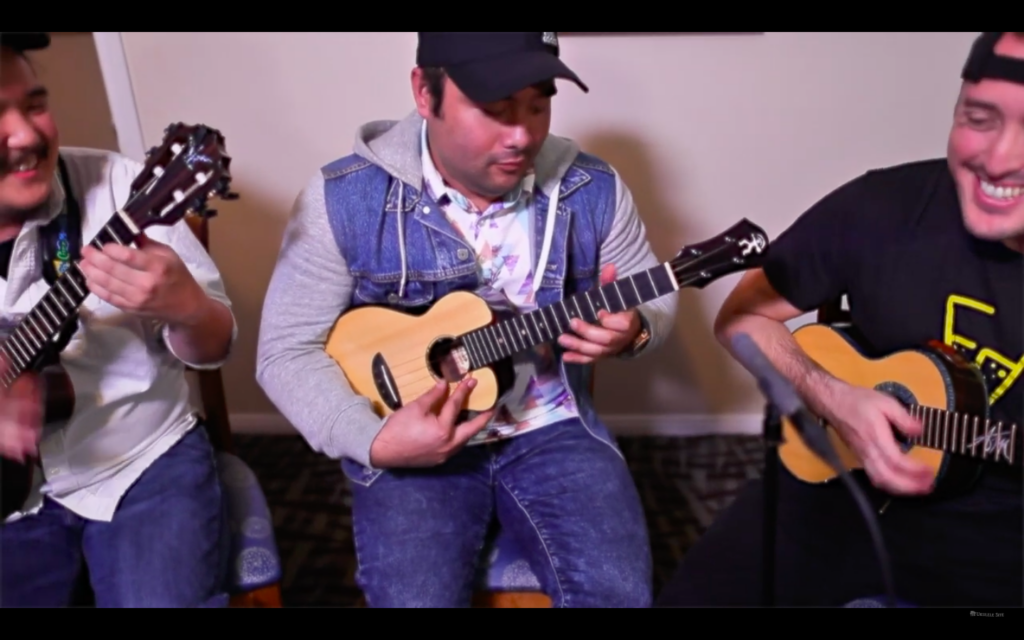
[350,110,581,299]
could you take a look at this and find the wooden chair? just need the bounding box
[184,215,284,608]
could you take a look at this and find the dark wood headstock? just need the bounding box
[668,218,770,289]
[128,123,238,231]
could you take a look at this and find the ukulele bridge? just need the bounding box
[371,352,402,411]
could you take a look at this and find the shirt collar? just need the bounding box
[420,119,534,214]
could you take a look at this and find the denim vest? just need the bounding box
[320,149,625,462]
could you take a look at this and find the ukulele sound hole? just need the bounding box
[427,337,471,383]
[875,381,919,452]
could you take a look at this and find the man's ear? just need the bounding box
[411,67,432,119]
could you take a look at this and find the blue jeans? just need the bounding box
[0,425,230,608]
[343,417,652,608]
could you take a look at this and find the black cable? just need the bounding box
[797,424,898,609]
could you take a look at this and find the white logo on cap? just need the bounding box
[542,32,558,47]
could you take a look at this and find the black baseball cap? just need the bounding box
[961,32,1024,85]
[416,32,589,103]
[0,32,51,52]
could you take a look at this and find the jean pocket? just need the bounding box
[340,457,383,488]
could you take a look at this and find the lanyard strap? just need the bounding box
[40,155,82,286]
[36,154,82,364]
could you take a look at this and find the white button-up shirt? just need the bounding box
[2,146,236,523]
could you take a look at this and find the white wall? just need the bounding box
[104,32,979,435]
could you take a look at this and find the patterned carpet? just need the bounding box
[231,434,765,607]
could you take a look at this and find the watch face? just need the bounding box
[633,329,650,348]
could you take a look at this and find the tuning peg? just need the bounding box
[203,208,218,219]
[221,190,239,200]
[146,146,159,158]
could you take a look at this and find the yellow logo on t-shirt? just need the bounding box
[943,294,1022,404]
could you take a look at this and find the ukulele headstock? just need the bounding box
[669,218,771,289]
[126,123,238,232]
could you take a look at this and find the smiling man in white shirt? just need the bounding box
[0,32,237,607]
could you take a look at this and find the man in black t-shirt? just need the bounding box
[657,32,1024,608]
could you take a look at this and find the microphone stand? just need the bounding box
[762,402,781,607]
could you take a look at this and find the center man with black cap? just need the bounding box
[257,32,677,607]
[657,31,1024,609]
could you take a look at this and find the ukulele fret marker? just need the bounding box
[949,411,958,454]
[40,299,59,328]
[471,333,487,366]
[4,342,26,369]
[613,281,627,311]
[104,222,125,245]
[55,280,75,308]
[114,208,140,235]
[528,313,545,342]
[1009,426,1016,464]
[20,327,41,352]
[462,334,478,369]
[497,322,514,353]
[629,276,641,304]
[972,416,981,459]
[662,262,680,290]
[961,413,968,455]
[473,332,491,367]
[501,321,517,353]
[26,316,45,342]
[507,320,523,352]
[487,326,504,358]
[62,272,86,298]
[11,334,32,364]
[30,310,52,336]
[515,317,531,345]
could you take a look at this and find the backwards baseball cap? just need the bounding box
[416,32,588,104]
[962,32,1024,85]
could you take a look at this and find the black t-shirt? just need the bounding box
[763,158,1022,503]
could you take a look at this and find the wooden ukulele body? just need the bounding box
[1,364,76,520]
[322,218,774,420]
[325,290,516,417]
[778,323,993,495]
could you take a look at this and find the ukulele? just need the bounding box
[0,123,237,521]
[778,323,1019,495]
[325,218,770,417]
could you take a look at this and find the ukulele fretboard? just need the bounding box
[0,214,139,388]
[907,404,1018,465]
[460,262,677,369]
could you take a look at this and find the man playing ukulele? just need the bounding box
[257,32,677,607]
[0,32,236,607]
[658,32,1024,608]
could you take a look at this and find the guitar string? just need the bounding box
[366,257,708,381]
[366,249,721,382]
[0,149,207,389]
[366,265,713,396]
[905,403,1017,463]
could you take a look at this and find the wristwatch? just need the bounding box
[620,315,651,358]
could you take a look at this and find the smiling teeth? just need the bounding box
[981,179,1024,200]
[16,156,38,172]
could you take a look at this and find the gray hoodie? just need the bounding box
[256,111,677,468]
